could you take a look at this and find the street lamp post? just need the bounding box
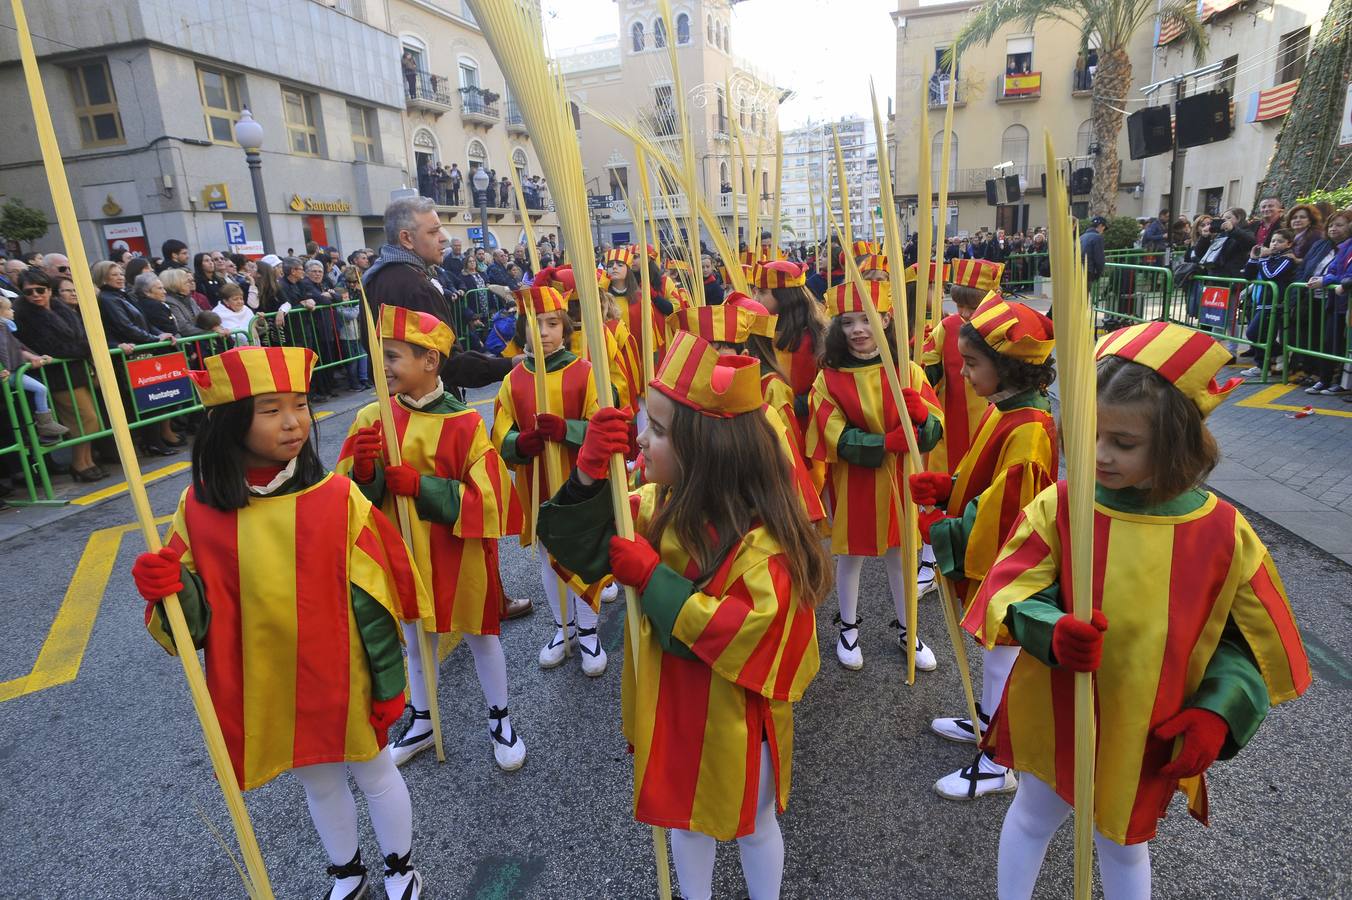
[472,167,491,250]
[234,108,275,256]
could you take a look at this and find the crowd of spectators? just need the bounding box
[414,159,548,211]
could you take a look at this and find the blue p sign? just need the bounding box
[224,220,247,245]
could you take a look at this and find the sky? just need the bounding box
[540,0,900,129]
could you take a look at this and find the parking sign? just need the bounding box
[224,220,247,245]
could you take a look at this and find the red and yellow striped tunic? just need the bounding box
[604,317,644,412]
[940,394,1058,607]
[490,351,599,545]
[775,332,820,420]
[624,485,820,840]
[966,483,1312,844]
[921,313,989,474]
[336,397,523,635]
[805,359,942,556]
[150,475,432,790]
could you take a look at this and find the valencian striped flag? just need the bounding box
[965,483,1311,844]
[623,484,820,841]
[149,475,433,790]
[1247,79,1300,123]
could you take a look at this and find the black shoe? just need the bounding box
[140,443,176,457]
[322,850,368,900]
[72,466,108,483]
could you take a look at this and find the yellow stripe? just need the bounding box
[71,461,190,506]
[240,495,298,784]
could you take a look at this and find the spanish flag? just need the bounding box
[967,483,1311,844]
[149,475,431,790]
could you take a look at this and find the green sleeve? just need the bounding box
[917,413,942,453]
[500,426,529,466]
[1002,585,1064,667]
[351,584,406,701]
[925,363,944,389]
[639,564,699,660]
[563,417,588,449]
[537,479,617,584]
[837,426,886,468]
[413,476,462,525]
[1188,621,1270,759]
[354,464,385,506]
[153,566,211,649]
[931,495,979,580]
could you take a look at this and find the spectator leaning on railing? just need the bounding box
[1301,208,1352,399]
[0,293,68,443]
[12,269,103,480]
[93,260,171,352]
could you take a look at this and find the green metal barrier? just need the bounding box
[1281,282,1352,383]
[1093,262,1175,329]
[0,372,43,505]
[1000,252,1048,295]
[1175,274,1282,381]
[253,300,371,391]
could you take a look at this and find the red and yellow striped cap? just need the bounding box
[951,258,1005,292]
[379,304,455,355]
[190,346,315,407]
[665,259,693,274]
[514,285,568,314]
[739,248,759,267]
[670,303,756,345]
[651,331,762,418]
[631,243,660,261]
[970,296,1054,363]
[851,239,881,258]
[905,260,949,284]
[826,281,892,318]
[723,291,777,338]
[858,253,889,275]
[752,259,806,290]
[535,265,578,300]
[603,247,634,267]
[1095,322,1243,418]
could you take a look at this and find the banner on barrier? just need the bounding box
[1199,286,1230,329]
[127,352,193,413]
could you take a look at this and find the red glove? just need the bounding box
[132,547,184,604]
[1051,610,1109,672]
[1154,708,1229,778]
[515,428,545,458]
[918,508,947,544]
[909,471,954,507]
[884,424,914,454]
[902,387,930,426]
[349,425,383,484]
[369,692,406,743]
[608,533,662,592]
[578,407,632,480]
[384,464,421,498]
[535,412,567,442]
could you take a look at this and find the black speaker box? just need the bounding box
[1175,91,1232,149]
[985,179,999,206]
[1070,167,1094,195]
[1126,106,1173,159]
[1004,174,1021,203]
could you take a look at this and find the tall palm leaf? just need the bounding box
[949,0,1206,216]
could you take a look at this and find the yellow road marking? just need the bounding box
[471,397,494,407]
[315,410,334,420]
[0,515,173,703]
[1237,384,1352,419]
[71,461,191,506]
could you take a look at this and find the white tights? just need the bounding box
[293,748,412,867]
[998,773,1152,900]
[836,548,909,627]
[670,743,784,900]
[539,553,597,634]
[403,623,509,714]
[981,645,1020,719]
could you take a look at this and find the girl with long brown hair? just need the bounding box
[538,331,829,900]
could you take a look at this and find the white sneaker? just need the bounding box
[381,851,422,900]
[538,621,574,669]
[1239,365,1263,378]
[934,754,1018,801]
[577,625,608,676]
[835,618,863,670]
[390,709,435,767]
[917,562,938,597]
[322,851,368,900]
[600,581,619,603]
[930,712,988,744]
[895,623,938,671]
[488,706,526,772]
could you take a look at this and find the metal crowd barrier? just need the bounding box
[1281,282,1351,382]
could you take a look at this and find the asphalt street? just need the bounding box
[1,383,1349,899]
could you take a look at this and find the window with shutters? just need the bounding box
[68,59,124,147]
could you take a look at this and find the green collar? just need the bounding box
[524,347,577,374]
[1095,484,1209,516]
[995,389,1051,413]
[398,392,468,415]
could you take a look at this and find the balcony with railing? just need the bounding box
[460,87,500,126]
[505,100,528,136]
[641,106,679,139]
[405,71,453,115]
[711,114,730,141]
[927,74,966,108]
[934,164,1048,195]
[997,71,1042,101]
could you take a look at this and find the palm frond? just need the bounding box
[950,0,1081,59]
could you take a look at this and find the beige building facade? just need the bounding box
[891,0,1155,237]
[782,117,883,247]
[558,0,781,251]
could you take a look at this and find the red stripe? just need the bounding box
[690,585,755,661]
[637,653,711,826]
[392,306,408,343]
[292,477,353,763]
[738,567,790,689]
[220,349,252,401]
[359,505,424,621]
[1248,558,1310,694]
[736,697,766,836]
[940,316,973,468]
[1113,321,1170,361]
[266,349,295,394]
[963,511,1048,635]
[996,465,1028,556]
[771,559,812,698]
[185,495,246,786]
[1153,329,1216,384]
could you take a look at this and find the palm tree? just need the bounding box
[949,0,1206,217]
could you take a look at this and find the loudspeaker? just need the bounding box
[1004,174,1021,203]
[1175,91,1233,149]
[1126,106,1173,159]
[1070,167,1094,195]
[985,179,999,206]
